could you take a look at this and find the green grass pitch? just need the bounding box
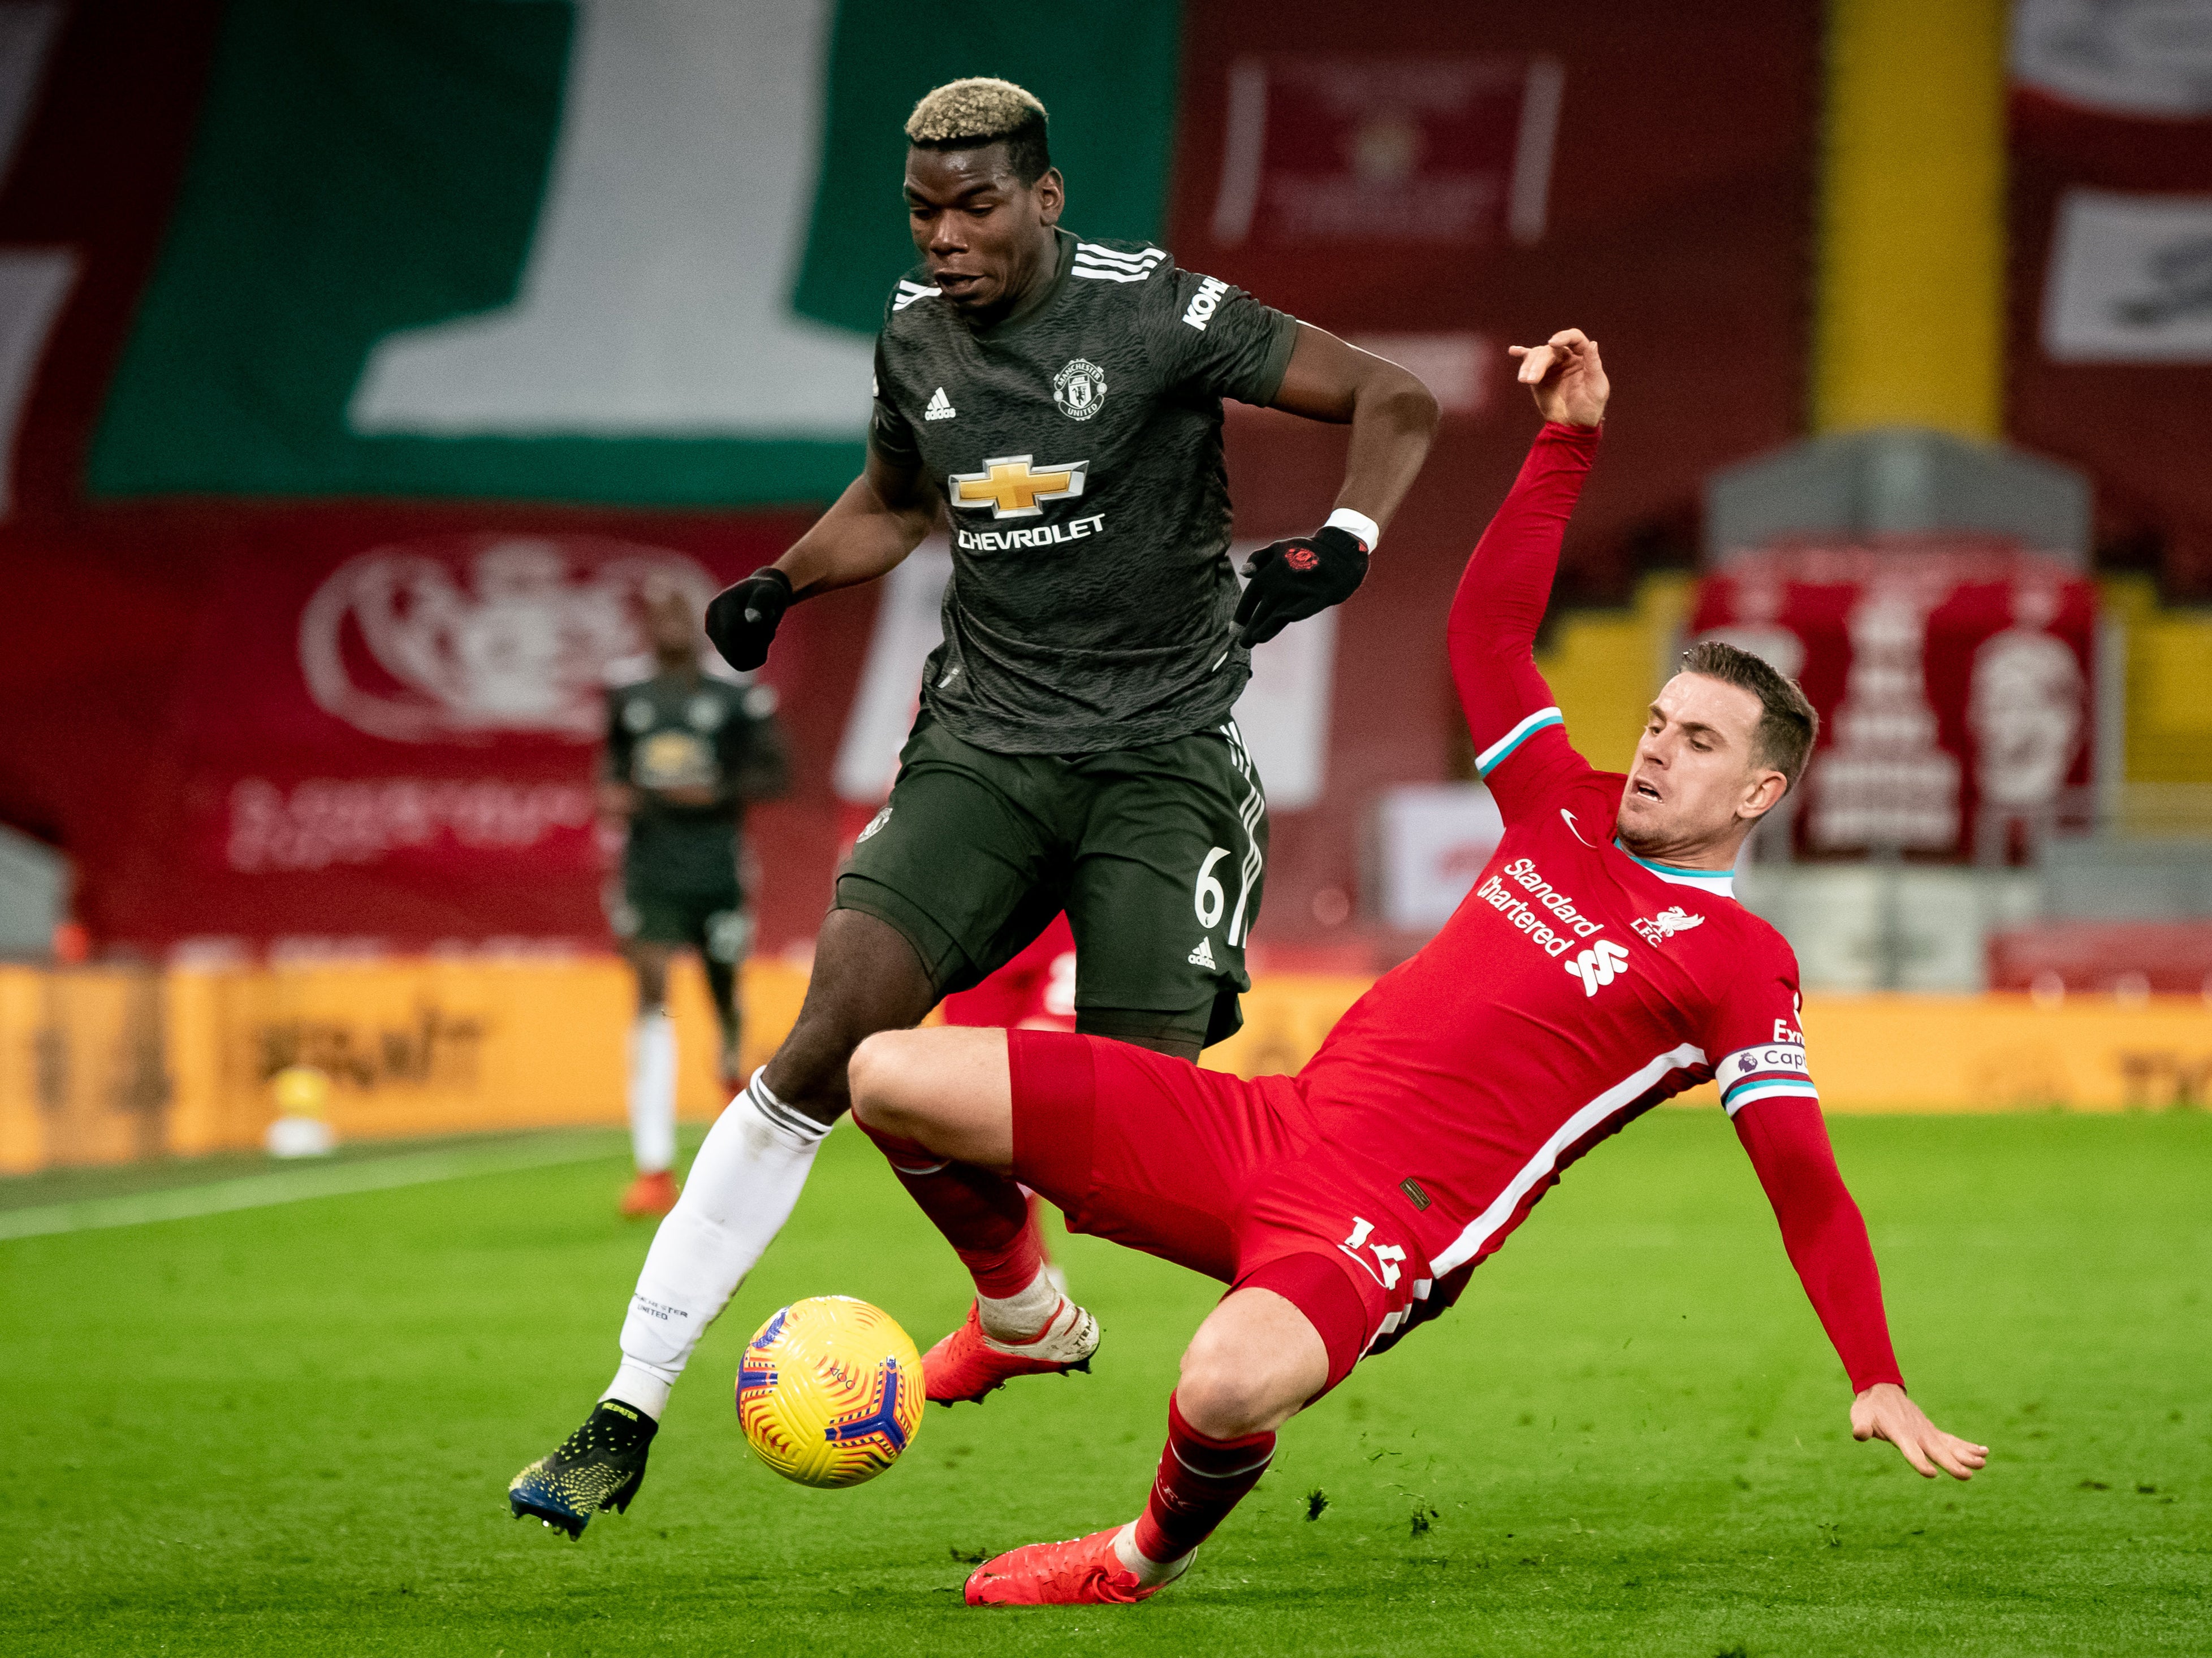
[3,1109,2206,1656]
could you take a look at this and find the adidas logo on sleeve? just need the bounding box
[924,386,956,421]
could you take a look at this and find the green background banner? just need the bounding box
[790,0,1182,337]
[89,0,1182,509]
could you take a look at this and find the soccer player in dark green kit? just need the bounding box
[511,76,1439,1536]
[601,586,789,1219]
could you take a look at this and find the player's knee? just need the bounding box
[847,1031,923,1135]
[1174,1346,1281,1441]
[845,1033,895,1128]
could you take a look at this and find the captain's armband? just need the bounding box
[1715,1041,1818,1118]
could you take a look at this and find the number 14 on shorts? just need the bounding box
[1338,1217,1407,1289]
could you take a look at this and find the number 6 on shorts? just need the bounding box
[1194,846,1230,930]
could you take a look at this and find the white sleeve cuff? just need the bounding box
[1324,507,1380,551]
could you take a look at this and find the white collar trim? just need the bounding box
[1614,841,1736,899]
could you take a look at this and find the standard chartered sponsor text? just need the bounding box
[1476,856,1606,960]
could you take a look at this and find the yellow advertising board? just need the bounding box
[163,959,628,1157]
[0,958,805,1171]
[0,966,166,1175]
[1,959,2206,1175]
[1795,993,2212,1114]
[159,958,811,1159]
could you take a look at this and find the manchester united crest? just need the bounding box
[1053,357,1108,421]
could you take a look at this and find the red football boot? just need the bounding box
[922,1298,1101,1405]
[965,1526,1183,1606]
[619,1170,679,1218]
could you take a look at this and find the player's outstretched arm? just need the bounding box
[1442,330,1605,789]
[1851,1382,1989,1481]
[705,447,937,671]
[1734,1097,1989,1480]
[1232,327,1438,646]
[1447,331,1607,663]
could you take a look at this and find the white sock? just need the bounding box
[626,1010,677,1175]
[1113,1520,1193,1588]
[607,1069,829,1414]
[978,1266,1062,1343]
[603,1358,675,1421]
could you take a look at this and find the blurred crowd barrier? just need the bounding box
[3,961,2208,1175]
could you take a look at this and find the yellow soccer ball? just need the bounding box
[735,1296,924,1488]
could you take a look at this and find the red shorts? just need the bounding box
[1006,1031,1437,1391]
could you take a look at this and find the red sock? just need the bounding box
[857,1120,1043,1298]
[1132,1395,1276,1565]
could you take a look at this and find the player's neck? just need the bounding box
[964,227,1066,332]
[1611,822,1748,875]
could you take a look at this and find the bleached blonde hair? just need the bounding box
[905,77,1048,145]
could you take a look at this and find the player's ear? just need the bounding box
[1739,768,1788,822]
[1034,166,1064,225]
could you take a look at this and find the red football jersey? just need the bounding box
[1301,423,1825,1333]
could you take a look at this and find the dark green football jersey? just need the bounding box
[871,228,1301,756]
[604,670,788,894]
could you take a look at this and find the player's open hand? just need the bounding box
[1508,329,1608,428]
[1851,1383,1988,1480]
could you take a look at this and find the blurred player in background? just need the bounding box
[600,587,789,1218]
[509,74,1438,1536]
[849,330,1986,1606]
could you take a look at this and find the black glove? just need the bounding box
[1232,524,1369,647]
[704,567,793,672]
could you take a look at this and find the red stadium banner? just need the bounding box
[1207,54,1562,251]
[31,507,868,960]
[185,531,728,886]
[2008,1,2212,598]
[1690,546,2098,863]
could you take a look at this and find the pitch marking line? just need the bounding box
[0,1132,625,1242]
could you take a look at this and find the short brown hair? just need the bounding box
[1679,638,1820,791]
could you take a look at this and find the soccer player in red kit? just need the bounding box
[848,329,1988,1607]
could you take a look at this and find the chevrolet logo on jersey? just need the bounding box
[949,454,1089,519]
[634,729,716,791]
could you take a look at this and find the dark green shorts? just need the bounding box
[836,714,1268,1047]
[607,878,753,964]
